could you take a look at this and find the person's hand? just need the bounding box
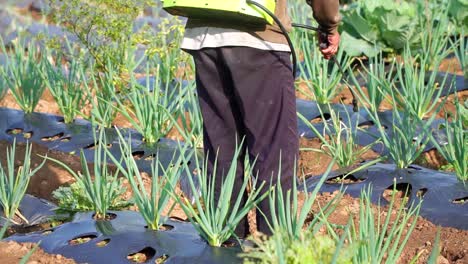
[318,31,340,60]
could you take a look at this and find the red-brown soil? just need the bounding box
[0,241,76,264]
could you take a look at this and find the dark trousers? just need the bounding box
[187,47,299,236]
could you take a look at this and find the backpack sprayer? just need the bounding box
[163,0,358,111]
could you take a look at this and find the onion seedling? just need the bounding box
[46,129,122,220]
[170,142,269,247]
[298,106,382,170]
[107,128,188,230]
[432,99,467,183]
[114,65,180,145]
[170,80,204,148]
[266,160,342,239]
[451,29,467,78]
[349,184,421,264]
[0,40,46,113]
[0,140,46,224]
[368,103,434,169]
[298,31,351,104]
[348,53,394,112]
[392,47,452,120]
[82,64,119,128]
[416,6,452,68]
[44,57,88,123]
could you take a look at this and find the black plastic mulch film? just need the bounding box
[0,98,467,263]
[302,163,468,230]
[5,211,242,264]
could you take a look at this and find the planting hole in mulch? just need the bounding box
[60,136,71,142]
[358,120,388,130]
[41,132,65,142]
[92,213,117,221]
[6,128,24,135]
[144,153,156,161]
[144,224,174,231]
[416,188,428,198]
[69,234,98,245]
[169,216,189,223]
[155,254,169,264]
[221,240,238,248]
[326,174,365,185]
[452,196,468,205]
[383,183,412,204]
[127,247,156,263]
[42,229,54,236]
[84,142,112,150]
[132,151,145,160]
[310,113,332,124]
[408,165,423,171]
[23,131,33,139]
[96,238,111,247]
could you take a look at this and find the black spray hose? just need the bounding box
[247,0,358,112]
[291,24,359,112]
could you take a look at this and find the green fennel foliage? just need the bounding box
[107,129,188,230]
[0,40,46,114]
[53,180,132,215]
[47,130,122,220]
[242,230,353,264]
[170,142,269,247]
[0,140,46,223]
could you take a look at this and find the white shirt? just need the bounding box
[181,27,291,52]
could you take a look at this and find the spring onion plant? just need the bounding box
[451,29,467,78]
[392,47,452,120]
[348,53,395,112]
[44,57,88,123]
[349,57,441,169]
[298,31,351,104]
[416,5,452,68]
[0,70,7,101]
[266,160,341,239]
[298,106,381,169]
[114,65,180,145]
[0,140,46,223]
[107,128,188,230]
[170,80,204,148]
[83,63,119,128]
[368,100,434,169]
[432,99,467,182]
[244,161,353,263]
[0,40,46,113]
[170,142,269,247]
[349,184,421,264]
[46,129,122,220]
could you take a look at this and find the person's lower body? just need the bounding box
[185,46,299,237]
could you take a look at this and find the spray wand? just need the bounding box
[247,0,359,112]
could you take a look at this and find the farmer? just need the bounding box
[181,0,341,237]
